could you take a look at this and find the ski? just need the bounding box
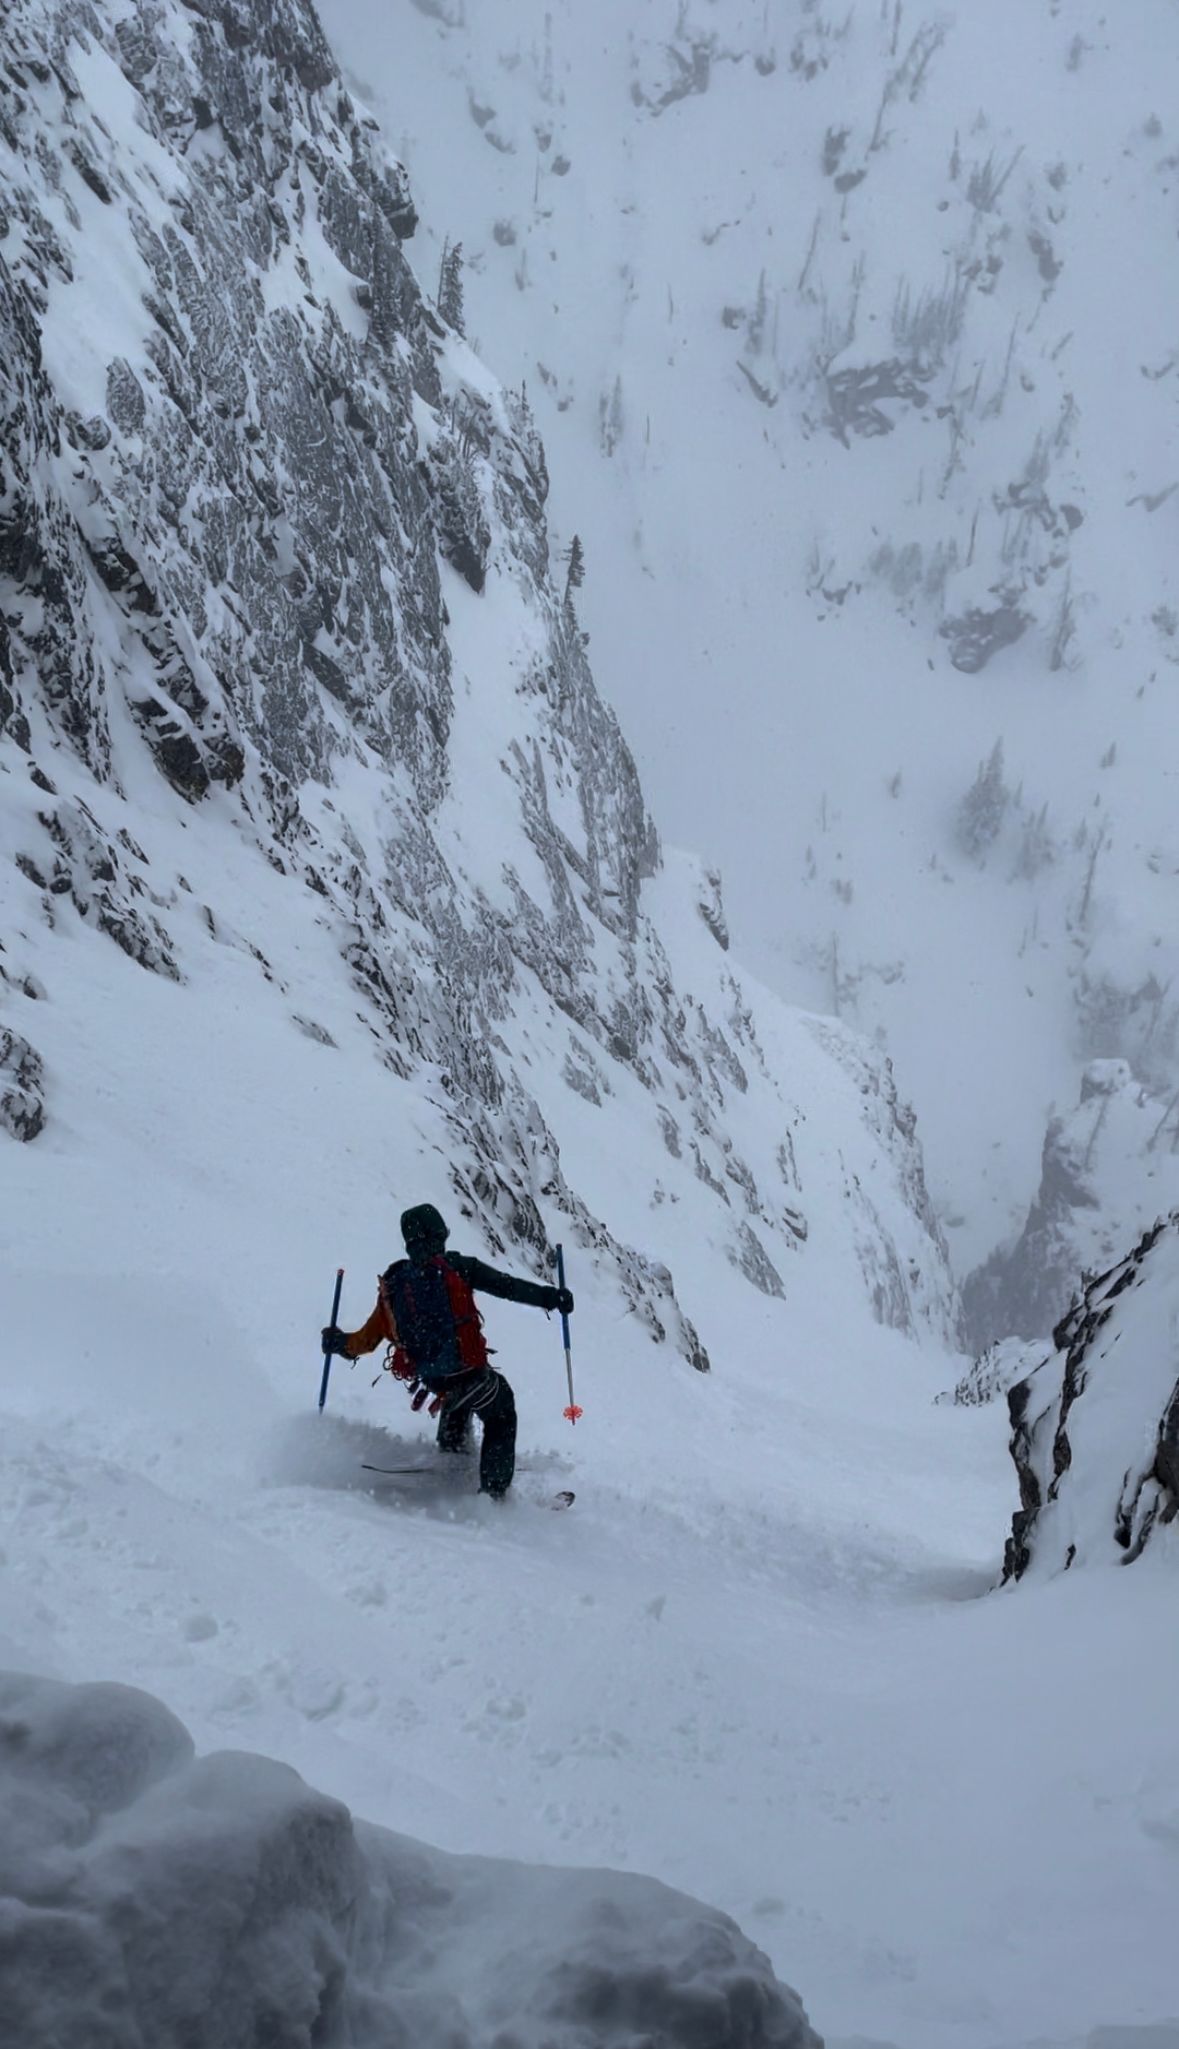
[361,1462,453,1476]
[361,1464,573,1509]
[360,1457,546,1478]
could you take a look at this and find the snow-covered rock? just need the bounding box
[1002,1213,1179,1580]
[938,1335,1047,1409]
[0,1023,44,1139]
[0,1669,820,2048]
[963,1061,1179,1349]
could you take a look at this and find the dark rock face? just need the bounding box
[939,599,1029,674]
[1002,1214,1179,1580]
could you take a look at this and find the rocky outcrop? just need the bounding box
[0,0,453,799]
[939,598,1030,674]
[0,1025,44,1140]
[1002,1214,1179,1580]
[963,1061,1179,1351]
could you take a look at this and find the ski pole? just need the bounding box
[319,1266,344,1411]
[554,1242,582,1423]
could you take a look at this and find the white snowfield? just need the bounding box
[0,1670,818,2048]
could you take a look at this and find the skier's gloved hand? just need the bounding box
[553,1287,574,1316]
[321,1326,350,1358]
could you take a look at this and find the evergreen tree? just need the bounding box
[957,738,1009,861]
[564,534,585,605]
[438,239,465,334]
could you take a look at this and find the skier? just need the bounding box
[321,1204,573,1498]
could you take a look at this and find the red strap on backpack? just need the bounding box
[436,1257,488,1371]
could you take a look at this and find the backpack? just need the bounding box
[381,1255,488,1389]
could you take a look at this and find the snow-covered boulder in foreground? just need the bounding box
[963,1061,1179,1350]
[0,1670,821,2049]
[1002,1214,1179,1581]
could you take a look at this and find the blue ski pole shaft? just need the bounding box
[555,1243,582,1421]
[319,1266,344,1411]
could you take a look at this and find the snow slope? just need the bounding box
[1,895,1178,2049]
[321,0,1179,1282]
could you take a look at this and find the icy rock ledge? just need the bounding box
[0,1671,821,2048]
[1002,1214,1179,1580]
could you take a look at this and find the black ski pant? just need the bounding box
[436,1368,516,1497]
